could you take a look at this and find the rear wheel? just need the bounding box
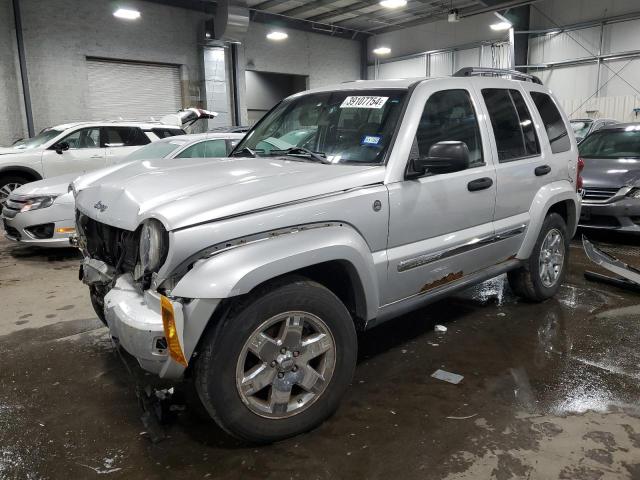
[195,276,357,443]
[0,175,30,206]
[508,213,568,302]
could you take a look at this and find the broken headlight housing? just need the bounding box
[139,219,169,274]
[20,195,57,212]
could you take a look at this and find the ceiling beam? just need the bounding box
[279,0,367,18]
[251,0,293,10]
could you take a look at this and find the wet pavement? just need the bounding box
[1,232,640,479]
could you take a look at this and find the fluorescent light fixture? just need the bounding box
[266,31,288,41]
[490,21,512,30]
[547,29,561,35]
[373,46,391,55]
[491,11,511,30]
[113,8,140,20]
[380,0,407,8]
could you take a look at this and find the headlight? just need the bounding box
[139,219,169,274]
[626,188,640,199]
[20,195,57,212]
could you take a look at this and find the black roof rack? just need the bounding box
[453,67,543,85]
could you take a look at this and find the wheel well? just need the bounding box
[547,199,576,232]
[0,167,42,183]
[293,261,367,328]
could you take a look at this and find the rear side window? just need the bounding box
[103,127,150,147]
[482,88,540,162]
[176,139,227,159]
[152,128,185,138]
[414,89,484,168]
[530,92,571,153]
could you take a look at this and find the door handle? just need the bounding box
[90,155,103,159]
[535,165,551,176]
[467,177,493,192]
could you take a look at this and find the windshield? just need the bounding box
[125,139,188,160]
[579,129,640,158]
[571,120,592,139]
[234,89,407,164]
[11,129,63,150]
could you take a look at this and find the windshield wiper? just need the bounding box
[268,147,330,164]
[231,147,257,158]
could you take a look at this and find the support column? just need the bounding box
[507,5,531,72]
[12,0,33,137]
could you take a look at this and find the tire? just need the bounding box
[0,174,30,205]
[195,276,357,443]
[508,213,569,302]
[90,286,107,326]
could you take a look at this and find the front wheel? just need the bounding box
[508,212,569,302]
[0,175,29,206]
[195,276,357,443]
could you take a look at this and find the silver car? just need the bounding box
[579,123,640,233]
[570,118,618,144]
[73,70,581,442]
[2,133,243,247]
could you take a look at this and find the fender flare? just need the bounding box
[171,225,380,321]
[517,181,581,259]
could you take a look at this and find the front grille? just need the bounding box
[582,187,620,203]
[3,219,21,239]
[76,210,138,273]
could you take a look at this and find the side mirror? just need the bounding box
[407,141,470,178]
[53,142,70,154]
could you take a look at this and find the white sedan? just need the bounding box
[2,132,244,248]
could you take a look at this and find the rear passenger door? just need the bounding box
[476,85,548,255]
[104,127,151,165]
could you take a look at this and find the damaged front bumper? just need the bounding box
[81,258,221,380]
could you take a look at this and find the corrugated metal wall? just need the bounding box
[527,16,640,120]
[369,42,510,80]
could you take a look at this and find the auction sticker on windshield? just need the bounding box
[340,96,389,109]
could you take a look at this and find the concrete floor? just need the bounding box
[1,233,640,479]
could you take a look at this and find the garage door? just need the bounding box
[86,59,182,121]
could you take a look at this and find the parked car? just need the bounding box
[0,121,186,205]
[570,118,618,144]
[2,133,244,247]
[73,69,581,443]
[578,123,640,232]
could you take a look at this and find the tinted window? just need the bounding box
[62,127,101,149]
[414,89,483,168]
[104,127,150,147]
[151,128,185,138]
[482,88,540,162]
[176,139,227,159]
[530,92,571,154]
[579,129,640,158]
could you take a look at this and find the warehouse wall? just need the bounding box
[0,0,26,145]
[16,0,208,135]
[243,22,361,89]
[527,0,640,120]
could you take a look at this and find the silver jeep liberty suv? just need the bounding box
[74,68,582,443]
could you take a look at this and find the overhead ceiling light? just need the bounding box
[373,46,391,55]
[448,8,460,22]
[266,31,288,41]
[380,0,407,8]
[490,11,511,30]
[113,8,141,20]
[490,21,512,30]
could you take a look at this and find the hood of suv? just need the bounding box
[75,157,385,231]
[581,157,640,189]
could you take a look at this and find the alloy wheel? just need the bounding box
[236,311,336,419]
[538,228,564,288]
[0,183,22,206]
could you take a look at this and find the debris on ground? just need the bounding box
[434,324,447,333]
[431,369,463,384]
[446,413,478,420]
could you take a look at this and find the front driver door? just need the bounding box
[41,127,106,177]
[385,86,502,304]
